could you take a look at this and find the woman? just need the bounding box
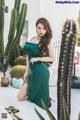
[17,18,54,108]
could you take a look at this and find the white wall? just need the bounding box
[4,0,80,47]
[40,0,80,43]
[22,0,40,39]
[4,0,40,47]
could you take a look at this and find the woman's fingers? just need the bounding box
[30,58,34,64]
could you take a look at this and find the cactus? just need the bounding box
[0,0,5,70]
[9,45,21,66]
[76,10,80,46]
[0,0,27,71]
[14,0,21,31]
[14,0,21,15]
[5,8,17,56]
[5,3,27,58]
[10,55,31,79]
[9,0,21,65]
[0,0,4,56]
[14,55,26,65]
[5,0,21,55]
[10,65,27,78]
[57,20,77,120]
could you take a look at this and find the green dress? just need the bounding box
[23,42,50,108]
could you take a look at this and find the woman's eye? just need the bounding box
[38,27,41,29]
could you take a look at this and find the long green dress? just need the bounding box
[23,42,50,108]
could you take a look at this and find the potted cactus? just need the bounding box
[0,56,9,87]
[0,0,27,86]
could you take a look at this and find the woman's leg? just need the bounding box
[17,82,28,101]
[17,68,29,101]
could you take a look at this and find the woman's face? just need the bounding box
[36,23,47,37]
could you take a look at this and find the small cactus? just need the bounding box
[10,65,27,78]
[14,55,27,65]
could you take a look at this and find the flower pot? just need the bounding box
[1,76,9,87]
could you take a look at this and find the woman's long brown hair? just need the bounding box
[36,18,52,56]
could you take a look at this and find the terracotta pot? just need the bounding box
[1,76,9,87]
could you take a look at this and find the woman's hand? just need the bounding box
[30,57,40,64]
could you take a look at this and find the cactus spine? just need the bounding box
[57,20,77,120]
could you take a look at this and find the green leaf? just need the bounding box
[34,108,45,120]
[63,98,70,120]
[41,99,56,120]
[78,113,80,120]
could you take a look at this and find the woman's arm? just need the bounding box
[19,39,26,48]
[30,40,54,64]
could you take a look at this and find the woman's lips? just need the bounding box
[39,33,43,35]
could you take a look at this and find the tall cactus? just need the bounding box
[5,3,27,57]
[4,1,27,62]
[76,10,80,46]
[0,0,27,71]
[14,0,21,31]
[0,0,5,56]
[57,20,77,120]
[5,9,17,56]
[9,0,21,66]
[14,0,21,15]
